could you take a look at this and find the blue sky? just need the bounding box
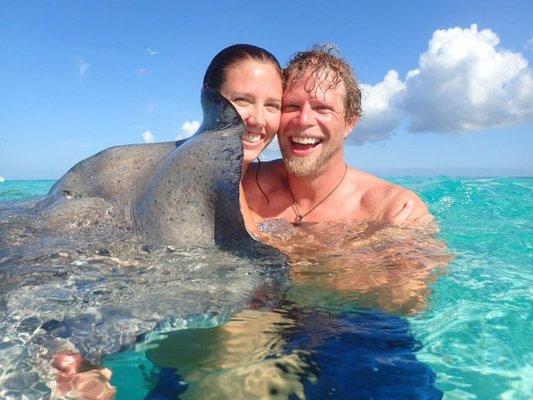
[1,0,532,179]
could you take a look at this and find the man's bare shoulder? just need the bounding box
[353,169,430,223]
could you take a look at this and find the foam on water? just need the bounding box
[0,253,289,399]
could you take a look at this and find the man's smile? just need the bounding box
[288,135,324,155]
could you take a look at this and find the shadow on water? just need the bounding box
[107,220,449,400]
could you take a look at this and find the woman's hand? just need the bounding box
[53,352,116,400]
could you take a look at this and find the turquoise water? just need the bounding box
[0,177,531,399]
[0,179,56,202]
[393,177,533,399]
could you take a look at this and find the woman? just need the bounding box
[203,44,283,171]
[202,44,283,232]
[52,44,284,400]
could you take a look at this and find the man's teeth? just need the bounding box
[244,133,262,143]
[292,137,321,145]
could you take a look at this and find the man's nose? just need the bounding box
[296,103,314,127]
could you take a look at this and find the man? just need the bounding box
[243,46,430,225]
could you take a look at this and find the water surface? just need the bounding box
[0,177,531,399]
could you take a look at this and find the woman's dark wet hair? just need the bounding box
[203,44,282,91]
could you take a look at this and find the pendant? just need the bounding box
[291,203,303,224]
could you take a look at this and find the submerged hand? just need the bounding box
[53,352,116,400]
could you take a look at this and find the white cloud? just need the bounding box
[145,47,158,56]
[177,120,200,140]
[352,24,533,143]
[402,24,532,133]
[182,121,200,134]
[525,37,533,50]
[76,58,90,80]
[147,103,155,113]
[353,70,405,143]
[142,130,155,143]
[138,68,151,77]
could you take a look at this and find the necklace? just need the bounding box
[287,164,348,223]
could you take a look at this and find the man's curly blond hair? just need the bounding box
[283,44,362,123]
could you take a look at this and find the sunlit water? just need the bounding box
[0,177,531,399]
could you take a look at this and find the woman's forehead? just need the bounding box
[221,60,282,99]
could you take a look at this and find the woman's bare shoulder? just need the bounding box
[244,159,285,188]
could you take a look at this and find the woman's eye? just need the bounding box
[266,103,281,112]
[233,98,250,105]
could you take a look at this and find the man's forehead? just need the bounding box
[284,69,345,99]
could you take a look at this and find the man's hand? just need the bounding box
[386,190,433,226]
[390,199,414,224]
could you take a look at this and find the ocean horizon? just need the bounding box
[1,176,532,202]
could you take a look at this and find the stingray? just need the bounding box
[40,87,250,247]
[0,88,264,264]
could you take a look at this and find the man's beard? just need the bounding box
[281,140,342,177]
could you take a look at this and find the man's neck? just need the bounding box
[286,152,348,204]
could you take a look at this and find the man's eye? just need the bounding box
[266,103,281,112]
[282,104,298,112]
[315,106,332,114]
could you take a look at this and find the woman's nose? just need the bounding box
[245,105,266,129]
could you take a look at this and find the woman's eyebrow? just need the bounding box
[228,91,252,99]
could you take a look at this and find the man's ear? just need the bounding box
[343,117,357,138]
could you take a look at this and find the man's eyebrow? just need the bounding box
[281,95,297,102]
[310,97,329,105]
[281,99,298,105]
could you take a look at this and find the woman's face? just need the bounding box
[219,59,282,164]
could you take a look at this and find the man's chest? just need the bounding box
[254,192,377,224]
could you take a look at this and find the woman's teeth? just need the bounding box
[243,133,262,143]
